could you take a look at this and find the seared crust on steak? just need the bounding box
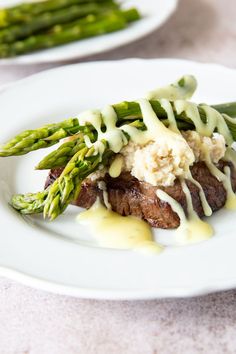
[45,161,236,229]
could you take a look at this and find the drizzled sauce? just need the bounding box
[186,170,212,217]
[224,147,236,168]
[146,75,197,101]
[76,75,236,251]
[223,166,236,209]
[156,187,213,244]
[109,155,123,178]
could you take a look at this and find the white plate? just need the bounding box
[0,0,178,64]
[1,58,236,300]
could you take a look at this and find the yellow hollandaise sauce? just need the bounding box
[109,154,123,178]
[77,199,163,254]
[156,187,213,245]
[176,214,214,245]
[76,75,236,251]
[223,166,236,209]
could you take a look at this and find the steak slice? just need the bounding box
[45,161,236,229]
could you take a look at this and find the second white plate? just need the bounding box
[0,0,178,64]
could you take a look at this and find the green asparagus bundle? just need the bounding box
[3,99,236,219]
[12,189,48,215]
[12,142,113,219]
[0,118,91,156]
[43,142,111,219]
[0,8,140,57]
[36,132,96,169]
[0,0,113,28]
[1,100,236,159]
[2,73,236,220]
[0,2,118,44]
[36,119,143,170]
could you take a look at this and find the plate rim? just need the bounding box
[1,56,236,93]
[2,266,236,300]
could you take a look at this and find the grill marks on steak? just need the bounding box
[45,161,236,228]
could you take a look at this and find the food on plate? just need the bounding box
[0,0,141,57]
[0,0,116,28]
[45,160,236,229]
[1,75,236,249]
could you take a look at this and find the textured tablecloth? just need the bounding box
[1,0,236,353]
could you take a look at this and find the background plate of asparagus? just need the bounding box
[0,0,178,64]
[1,58,236,299]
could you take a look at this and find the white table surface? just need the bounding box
[1,0,236,353]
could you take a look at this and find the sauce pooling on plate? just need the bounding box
[77,199,163,254]
[156,186,213,245]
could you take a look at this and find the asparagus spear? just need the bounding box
[0,119,95,157]
[0,2,118,44]
[212,102,236,118]
[113,101,236,140]
[36,120,144,169]
[44,144,98,219]
[0,0,114,28]
[0,8,140,57]
[35,131,96,169]
[11,189,48,214]
[12,141,113,219]
[1,100,236,158]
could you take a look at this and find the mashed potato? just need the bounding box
[121,135,194,187]
[121,131,226,187]
[182,131,226,164]
[88,130,226,187]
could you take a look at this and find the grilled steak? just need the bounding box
[45,161,236,228]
